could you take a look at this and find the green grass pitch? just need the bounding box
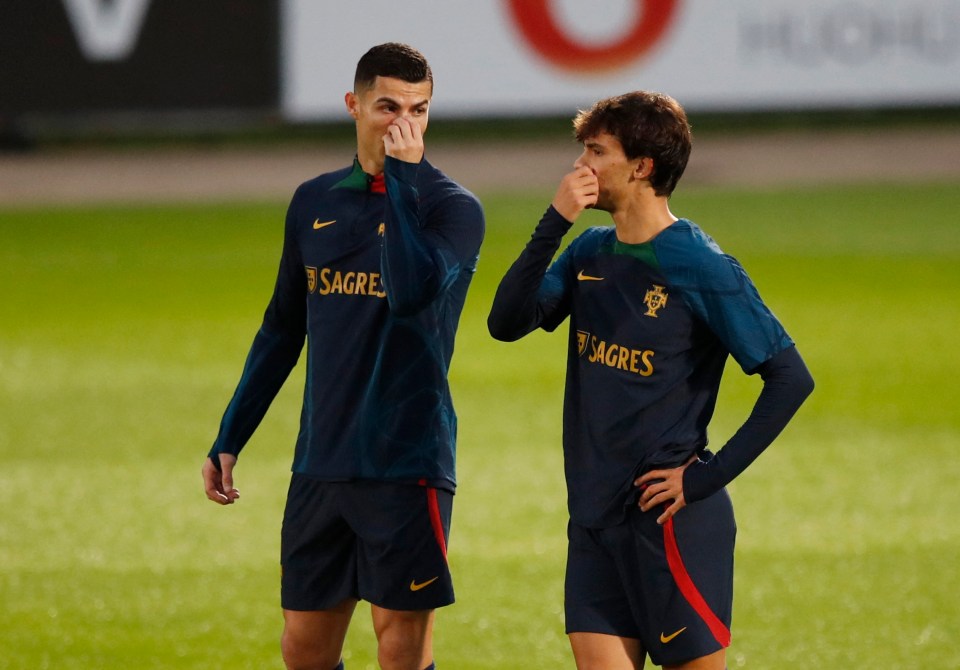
[1,180,959,668]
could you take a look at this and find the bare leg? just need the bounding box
[371,605,435,670]
[664,649,726,670]
[281,599,357,670]
[569,632,645,670]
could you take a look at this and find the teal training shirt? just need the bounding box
[489,207,811,527]
[211,156,485,491]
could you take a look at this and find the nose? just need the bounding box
[573,149,588,169]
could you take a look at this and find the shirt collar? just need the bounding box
[331,157,385,193]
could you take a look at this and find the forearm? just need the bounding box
[683,346,815,502]
[209,325,304,459]
[380,157,482,316]
[487,206,572,341]
[382,158,438,313]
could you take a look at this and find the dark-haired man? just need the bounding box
[203,43,484,670]
[488,91,813,669]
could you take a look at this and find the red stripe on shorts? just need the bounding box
[420,480,448,559]
[663,516,731,647]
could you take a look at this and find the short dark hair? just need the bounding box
[354,42,433,94]
[574,91,691,196]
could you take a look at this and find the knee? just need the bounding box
[376,637,426,670]
[376,627,431,670]
[280,628,341,670]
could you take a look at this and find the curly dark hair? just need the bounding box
[354,42,433,94]
[574,91,691,196]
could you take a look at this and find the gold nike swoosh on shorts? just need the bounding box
[660,627,687,644]
[577,270,604,281]
[409,576,439,592]
[313,219,336,229]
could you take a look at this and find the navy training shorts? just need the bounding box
[564,487,736,667]
[280,476,454,612]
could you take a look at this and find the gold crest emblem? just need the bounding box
[643,285,668,317]
[306,266,318,293]
[577,330,590,357]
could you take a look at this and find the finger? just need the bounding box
[635,470,666,487]
[208,490,230,505]
[638,486,668,510]
[392,116,412,134]
[389,118,417,146]
[202,460,227,504]
[218,454,240,503]
[657,499,684,525]
[656,506,675,525]
[401,117,423,142]
[221,470,233,493]
[204,479,230,505]
[569,173,595,189]
[383,124,401,147]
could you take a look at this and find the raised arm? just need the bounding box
[378,117,484,316]
[380,157,483,316]
[487,167,598,340]
[487,206,574,341]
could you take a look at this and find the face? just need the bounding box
[346,75,432,166]
[574,132,643,212]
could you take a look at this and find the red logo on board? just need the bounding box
[505,0,682,72]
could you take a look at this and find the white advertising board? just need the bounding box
[282,0,960,120]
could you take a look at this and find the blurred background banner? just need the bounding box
[283,0,960,120]
[0,0,279,117]
[1,0,958,126]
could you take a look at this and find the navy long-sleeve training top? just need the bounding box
[210,156,485,491]
[489,207,813,527]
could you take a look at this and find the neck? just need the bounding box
[611,196,677,244]
[356,146,384,176]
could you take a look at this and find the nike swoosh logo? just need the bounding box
[313,219,336,229]
[409,576,439,592]
[577,270,604,281]
[660,627,687,644]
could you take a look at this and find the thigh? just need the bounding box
[281,599,357,669]
[347,481,455,610]
[569,631,645,670]
[280,476,358,611]
[663,648,726,670]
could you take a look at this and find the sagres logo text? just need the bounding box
[306,266,386,298]
[578,331,654,377]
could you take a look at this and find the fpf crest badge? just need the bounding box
[643,285,668,317]
[576,331,591,357]
[306,266,318,293]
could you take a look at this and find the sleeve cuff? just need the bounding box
[384,155,421,185]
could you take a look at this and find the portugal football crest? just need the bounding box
[643,285,668,317]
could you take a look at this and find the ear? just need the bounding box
[344,91,359,120]
[634,157,654,180]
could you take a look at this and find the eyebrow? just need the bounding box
[375,96,430,108]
